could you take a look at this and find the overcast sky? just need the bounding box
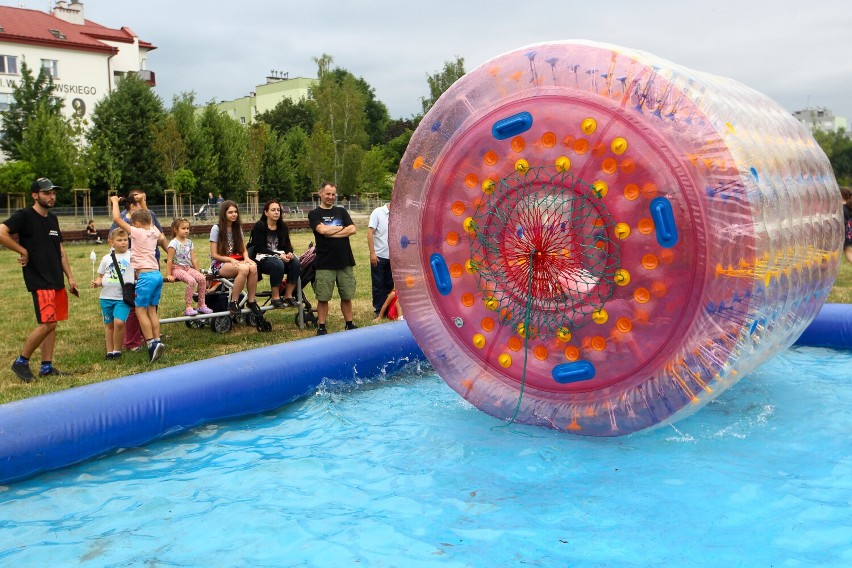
[16,0,852,121]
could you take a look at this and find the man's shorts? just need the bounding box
[315,266,356,301]
[100,298,131,324]
[31,288,68,324]
[134,270,163,308]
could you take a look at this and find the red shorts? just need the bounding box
[32,288,69,324]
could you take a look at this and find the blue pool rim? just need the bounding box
[1,305,851,485]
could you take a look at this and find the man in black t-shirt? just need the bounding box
[308,182,357,336]
[0,178,78,382]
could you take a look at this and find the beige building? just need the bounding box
[0,1,155,122]
[217,73,315,124]
[793,107,848,135]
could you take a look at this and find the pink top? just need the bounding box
[129,226,161,271]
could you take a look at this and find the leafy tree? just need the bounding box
[0,160,35,194]
[17,101,76,201]
[328,68,390,147]
[267,126,313,201]
[814,128,852,185]
[244,122,270,194]
[421,56,465,115]
[256,97,315,137]
[0,61,62,160]
[173,168,197,194]
[87,74,167,197]
[197,103,248,200]
[170,92,214,202]
[303,128,334,191]
[357,146,392,198]
[152,114,187,190]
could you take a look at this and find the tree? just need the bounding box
[152,114,187,190]
[0,61,62,160]
[256,97,315,137]
[814,128,852,185]
[197,103,248,200]
[170,92,215,203]
[421,56,465,115]
[244,122,270,194]
[0,160,35,194]
[329,68,390,147]
[358,146,392,198]
[87,74,167,197]
[17,101,76,199]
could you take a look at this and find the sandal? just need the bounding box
[271,298,285,308]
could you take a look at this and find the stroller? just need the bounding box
[194,203,213,221]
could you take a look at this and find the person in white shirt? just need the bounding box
[367,202,392,318]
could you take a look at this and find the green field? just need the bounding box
[1,220,851,405]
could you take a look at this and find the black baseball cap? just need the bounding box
[31,177,61,192]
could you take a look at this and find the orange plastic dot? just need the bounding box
[446,232,459,246]
[591,143,606,158]
[634,288,651,303]
[616,317,633,333]
[405,276,416,288]
[508,336,523,351]
[591,336,607,351]
[581,117,597,135]
[593,217,605,228]
[651,282,667,297]
[461,293,475,307]
[472,334,486,349]
[634,309,651,324]
[642,183,658,198]
[498,353,512,368]
[621,158,636,173]
[624,183,640,200]
[413,156,425,170]
[533,346,548,361]
[659,249,675,265]
[642,254,659,270]
[564,346,580,361]
[464,173,478,188]
[555,156,571,172]
[541,132,557,147]
[483,151,498,166]
[451,201,466,216]
[574,139,590,154]
[511,136,526,152]
[562,135,576,148]
[514,158,530,173]
[481,317,495,332]
[601,157,618,174]
[611,137,628,155]
[637,218,654,234]
[450,263,463,278]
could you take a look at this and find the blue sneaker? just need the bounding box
[11,360,34,382]
[148,341,166,363]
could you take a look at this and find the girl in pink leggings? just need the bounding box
[165,218,213,316]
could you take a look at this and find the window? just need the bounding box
[0,55,18,75]
[0,93,13,110]
[41,59,59,78]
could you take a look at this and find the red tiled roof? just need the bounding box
[0,6,156,54]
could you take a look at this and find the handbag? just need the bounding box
[111,251,136,307]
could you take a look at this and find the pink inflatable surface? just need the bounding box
[390,41,841,436]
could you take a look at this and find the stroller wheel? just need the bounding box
[257,320,273,332]
[248,312,264,327]
[212,315,232,333]
[185,319,204,329]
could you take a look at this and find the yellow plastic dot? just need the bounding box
[601,158,618,174]
[634,288,651,304]
[450,263,463,278]
[451,201,465,216]
[482,179,496,194]
[638,218,654,234]
[516,322,529,338]
[541,132,557,147]
[581,118,597,135]
[591,336,607,351]
[481,317,495,332]
[484,297,499,310]
[413,156,425,170]
[533,346,548,361]
[405,276,416,288]
[592,309,609,324]
[484,151,498,166]
[446,232,459,246]
[508,336,523,351]
[461,293,475,307]
[465,259,478,274]
[615,223,631,239]
[642,254,659,270]
[498,353,513,368]
[624,183,640,200]
[463,217,476,233]
[616,317,633,333]
[725,122,736,134]
[555,155,571,172]
[592,180,608,198]
[557,327,572,342]
[511,136,526,152]
[472,334,486,349]
[464,173,478,188]
[564,346,580,361]
[611,137,628,155]
[515,159,530,174]
[614,268,631,286]
[574,139,589,154]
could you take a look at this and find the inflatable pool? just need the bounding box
[391,40,842,436]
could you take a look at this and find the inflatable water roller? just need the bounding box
[391,40,842,436]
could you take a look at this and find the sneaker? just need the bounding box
[148,341,166,363]
[197,306,214,314]
[316,327,328,336]
[345,322,359,331]
[228,301,240,315]
[247,301,262,316]
[105,352,122,360]
[283,297,299,307]
[11,360,34,382]
[270,298,285,308]
[184,307,199,317]
[39,366,69,377]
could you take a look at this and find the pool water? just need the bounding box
[1,347,851,566]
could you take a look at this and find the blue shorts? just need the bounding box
[134,270,163,308]
[100,298,131,324]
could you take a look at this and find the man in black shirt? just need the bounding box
[0,178,78,381]
[308,182,357,335]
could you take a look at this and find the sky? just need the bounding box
[13,0,852,121]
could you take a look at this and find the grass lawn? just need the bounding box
[0,218,382,405]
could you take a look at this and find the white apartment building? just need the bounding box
[793,107,848,135]
[0,1,155,121]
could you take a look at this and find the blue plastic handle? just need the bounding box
[649,197,679,248]
[492,111,533,140]
[552,361,596,383]
[430,253,452,296]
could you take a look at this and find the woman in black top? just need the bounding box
[248,199,301,307]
